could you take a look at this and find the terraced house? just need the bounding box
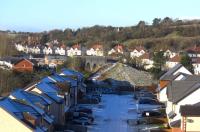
[157,63,200,132]
[0,68,84,132]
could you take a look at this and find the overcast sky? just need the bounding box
[1,0,200,32]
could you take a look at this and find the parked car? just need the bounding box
[72,117,92,125]
[82,95,100,104]
[138,98,159,105]
[73,112,94,122]
[73,106,93,114]
[140,110,163,117]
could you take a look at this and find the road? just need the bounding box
[88,94,138,132]
[87,94,161,132]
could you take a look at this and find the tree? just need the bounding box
[180,54,194,73]
[40,34,49,44]
[151,51,166,79]
[152,18,161,27]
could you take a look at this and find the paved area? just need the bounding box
[88,94,138,132]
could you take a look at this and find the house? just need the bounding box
[192,57,200,75]
[32,45,41,54]
[166,79,200,128]
[108,44,123,55]
[157,64,192,103]
[86,44,104,56]
[166,55,181,69]
[15,43,25,52]
[179,103,200,132]
[139,53,153,70]
[13,58,34,72]
[67,44,81,56]
[55,44,66,56]
[130,46,146,58]
[60,69,86,99]
[41,73,77,107]
[0,97,46,132]
[186,46,200,58]
[43,46,53,55]
[9,89,54,132]
[44,55,67,68]
[0,57,34,72]
[163,49,177,58]
[25,82,65,125]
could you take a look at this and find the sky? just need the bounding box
[1,0,200,32]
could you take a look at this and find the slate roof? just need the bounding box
[160,64,183,80]
[0,56,22,64]
[10,89,54,124]
[36,82,64,103]
[180,103,200,116]
[167,81,200,103]
[60,68,84,81]
[184,75,200,81]
[0,98,43,130]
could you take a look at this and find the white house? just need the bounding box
[179,104,200,132]
[67,44,81,56]
[32,46,41,54]
[108,44,123,55]
[157,64,192,103]
[163,49,177,58]
[140,53,153,70]
[130,47,146,58]
[43,46,53,55]
[166,80,200,128]
[186,46,200,58]
[191,57,200,75]
[55,45,66,55]
[86,44,103,56]
[166,55,181,69]
[15,43,25,52]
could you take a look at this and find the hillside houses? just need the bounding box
[157,63,200,131]
[108,44,124,55]
[165,54,181,69]
[139,53,154,70]
[130,46,146,58]
[86,44,104,56]
[67,44,82,56]
[163,49,177,59]
[0,68,87,132]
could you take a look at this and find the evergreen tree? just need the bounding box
[151,51,166,79]
[180,54,194,73]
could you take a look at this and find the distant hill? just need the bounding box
[4,17,200,51]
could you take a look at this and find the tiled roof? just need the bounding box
[91,44,103,50]
[140,53,150,59]
[169,55,181,62]
[132,46,146,52]
[186,46,200,53]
